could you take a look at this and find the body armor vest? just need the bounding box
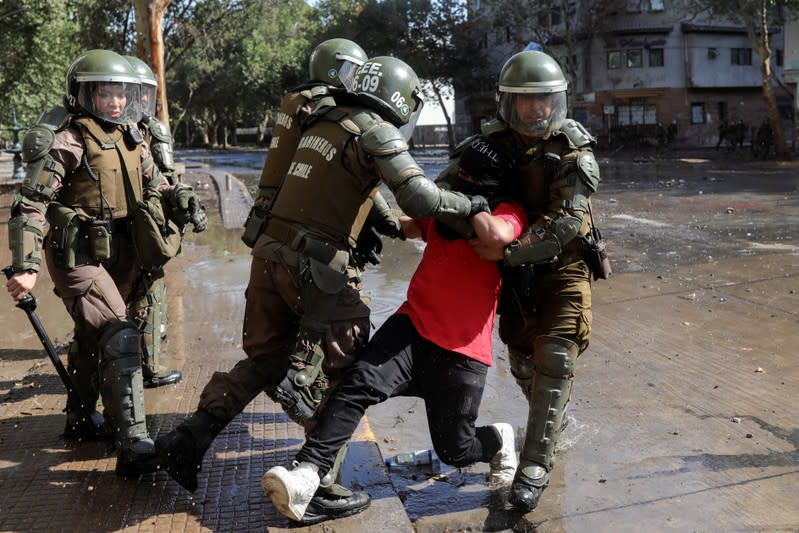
[259,86,332,190]
[58,118,143,219]
[269,108,376,248]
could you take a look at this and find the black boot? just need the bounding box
[298,483,371,525]
[116,438,162,477]
[63,410,106,441]
[509,463,550,513]
[155,410,225,492]
[143,369,182,389]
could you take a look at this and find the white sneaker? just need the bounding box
[262,461,320,521]
[489,422,518,486]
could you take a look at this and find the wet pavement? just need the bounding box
[0,146,798,532]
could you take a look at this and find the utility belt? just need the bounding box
[263,217,350,279]
[46,202,126,269]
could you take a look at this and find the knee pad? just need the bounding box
[532,335,577,379]
[509,348,535,396]
[99,321,141,363]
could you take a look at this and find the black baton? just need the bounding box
[3,266,102,439]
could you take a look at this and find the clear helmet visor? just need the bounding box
[141,82,157,117]
[398,98,424,142]
[499,90,567,138]
[335,55,365,91]
[76,80,142,125]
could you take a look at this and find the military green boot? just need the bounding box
[98,322,160,477]
[510,335,576,513]
[130,275,182,389]
[155,410,227,492]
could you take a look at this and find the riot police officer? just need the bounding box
[4,49,183,476]
[125,55,203,389]
[472,51,601,513]
[155,39,408,525]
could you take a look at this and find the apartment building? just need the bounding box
[458,0,794,148]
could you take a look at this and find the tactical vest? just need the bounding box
[269,107,378,248]
[259,85,332,190]
[57,117,143,219]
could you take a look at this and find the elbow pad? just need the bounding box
[393,174,471,219]
[21,126,64,201]
[148,118,176,175]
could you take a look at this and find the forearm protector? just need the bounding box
[504,215,582,267]
[8,195,46,272]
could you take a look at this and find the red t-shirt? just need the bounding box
[396,202,527,365]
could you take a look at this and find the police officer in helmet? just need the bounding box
[474,50,602,513]
[5,49,175,476]
[154,40,417,525]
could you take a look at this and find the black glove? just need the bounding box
[373,214,404,240]
[352,226,383,268]
[468,194,490,218]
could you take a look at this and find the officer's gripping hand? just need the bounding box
[373,213,404,240]
[188,196,208,233]
[468,194,490,218]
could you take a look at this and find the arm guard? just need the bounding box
[8,195,47,272]
[145,116,176,181]
[547,150,600,246]
[505,148,600,266]
[361,122,471,219]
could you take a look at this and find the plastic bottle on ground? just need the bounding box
[385,449,441,471]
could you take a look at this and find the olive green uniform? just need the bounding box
[9,107,168,475]
[129,114,181,387]
[483,118,599,505]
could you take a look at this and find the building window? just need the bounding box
[608,50,622,69]
[731,48,752,65]
[691,103,705,124]
[617,103,657,125]
[776,49,784,67]
[649,48,664,67]
[627,49,643,68]
[626,0,642,12]
[650,0,665,10]
[506,26,512,43]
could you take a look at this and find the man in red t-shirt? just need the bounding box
[262,137,528,523]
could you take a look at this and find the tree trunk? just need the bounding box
[132,0,172,127]
[748,0,787,157]
[433,83,456,150]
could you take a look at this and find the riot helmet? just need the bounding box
[496,51,567,138]
[125,55,158,117]
[351,56,424,141]
[65,49,142,125]
[308,38,367,90]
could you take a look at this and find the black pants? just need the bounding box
[296,313,502,473]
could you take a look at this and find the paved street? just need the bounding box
[0,147,797,532]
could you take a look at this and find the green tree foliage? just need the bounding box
[163,0,317,146]
[0,0,80,126]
